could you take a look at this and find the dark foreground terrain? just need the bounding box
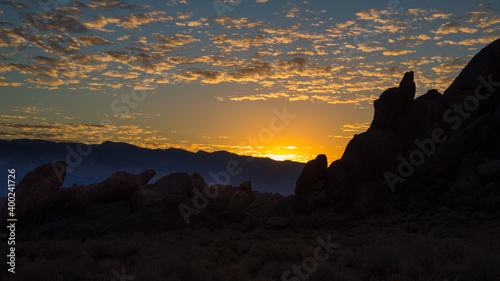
[1,208,499,281]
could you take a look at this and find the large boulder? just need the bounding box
[238,181,253,195]
[130,187,166,211]
[416,114,491,182]
[75,169,156,208]
[211,181,253,206]
[227,191,253,211]
[394,89,446,147]
[295,154,327,195]
[370,71,415,130]
[153,172,206,197]
[13,161,67,218]
[444,39,500,100]
[82,200,131,223]
[327,129,398,211]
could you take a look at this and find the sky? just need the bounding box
[0,0,499,163]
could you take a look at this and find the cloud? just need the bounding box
[211,16,264,29]
[188,70,224,84]
[225,92,292,101]
[0,121,158,143]
[176,20,205,27]
[77,0,139,10]
[0,28,27,48]
[357,44,385,53]
[475,15,500,28]
[168,0,188,5]
[2,0,29,9]
[425,13,452,21]
[310,95,375,105]
[227,59,272,81]
[150,33,200,50]
[431,57,469,73]
[85,11,180,31]
[1,62,61,78]
[25,77,78,87]
[459,4,498,26]
[103,50,131,63]
[433,21,478,35]
[77,35,112,46]
[383,49,416,56]
[437,34,499,46]
[85,15,121,31]
[0,80,22,86]
[119,11,175,29]
[29,34,81,55]
[285,5,301,18]
[102,70,141,79]
[355,9,390,20]
[0,113,45,120]
[24,9,90,33]
[31,56,69,67]
[341,122,370,132]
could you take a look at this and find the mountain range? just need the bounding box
[0,139,305,197]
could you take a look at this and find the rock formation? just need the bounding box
[295,154,327,195]
[295,38,500,214]
[10,161,67,218]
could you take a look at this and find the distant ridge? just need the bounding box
[0,139,305,197]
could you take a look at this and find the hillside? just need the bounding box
[0,139,305,197]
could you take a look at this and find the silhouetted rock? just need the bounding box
[444,38,500,100]
[416,115,491,182]
[211,182,253,206]
[266,217,289,230]
[227,190,253,211]
[238,181,253,195]
[457,152,488,177]
[130,187,165,211]
[292,189,328,214]
[15,161,67,217]
[75,169,156,208]
[395,89,446,147]
[327,129,398,211]
[370,71,415,130]
[295,154,327,195]
[83,201,131,222]
[477,160,500,178]
[153,172,205,197]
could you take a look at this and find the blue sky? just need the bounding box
[0,0,499,162]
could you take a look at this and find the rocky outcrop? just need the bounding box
[227,191,252,211]
[153,172,205,197]
[327,129,399,211]
[75,169,156,208]
[369,71,415,130]
[129,187,165,211]
[4,161,265,237]
[13,161,67,218]
[444,38,500,100]
[295,154,327,195]
[296,38,500,214]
